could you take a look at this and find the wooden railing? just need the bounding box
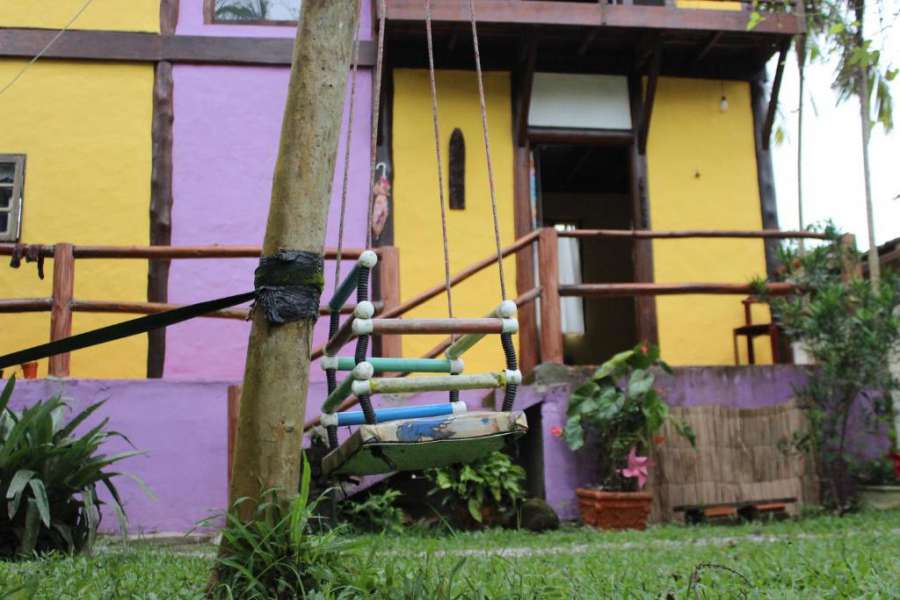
[0,243,397,377]
[1,227,836,387]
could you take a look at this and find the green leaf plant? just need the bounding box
[761,229,900,511]
[563,343,696,491]
[0,377,140,558]
[425,451,526,528]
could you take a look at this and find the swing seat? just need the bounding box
[321,410,527,476]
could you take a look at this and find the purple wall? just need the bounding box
[165,65,372,380]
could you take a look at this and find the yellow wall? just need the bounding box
[392,69,517,376]
[0,0,159,32]
[647,77,771,366]
[0,60,153,378]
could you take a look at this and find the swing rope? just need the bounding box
[468,0,508,301]
[425,0,456,330]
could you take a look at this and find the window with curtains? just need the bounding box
[0,155,25,242]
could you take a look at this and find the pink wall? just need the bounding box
[166,65,372,379]
[176,0,373,40]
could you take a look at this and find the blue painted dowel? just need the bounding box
[322,401,467,427]
[332,356,462,374]
[328,251,377,312]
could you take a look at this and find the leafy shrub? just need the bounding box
[210,455,356,599]
[0,377,138,558]
[563,343,695,491]
[426,451,525,527]
[338,489,407,534]
[764,231,900,510]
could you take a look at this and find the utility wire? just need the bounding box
[0,0,96,99]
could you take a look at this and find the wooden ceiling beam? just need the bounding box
[514,35,539,148]
[691,31,723,66]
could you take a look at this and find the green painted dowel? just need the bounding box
[333,357,461,373]
[322,375,354,414]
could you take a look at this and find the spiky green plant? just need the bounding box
[0,377,140,558]
[210,454,356,599]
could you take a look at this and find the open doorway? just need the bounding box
[534,143,637,365]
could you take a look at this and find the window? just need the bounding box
[0,155,25,242]
[208,0,302,24]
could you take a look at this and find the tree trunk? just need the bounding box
[857,67,880,287]
[228,0,359,519]
[796,38,806,254]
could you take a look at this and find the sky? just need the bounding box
[768,9,900,252]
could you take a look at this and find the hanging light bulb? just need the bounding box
[720,95,729,112]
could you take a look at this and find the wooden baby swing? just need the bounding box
[316,0,528,477]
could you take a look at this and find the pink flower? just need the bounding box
[618,447,650,490]
[639,341,650,355]
[550,425,563,438]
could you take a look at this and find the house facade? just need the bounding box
[0,0,807,530]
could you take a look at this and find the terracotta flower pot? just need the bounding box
[20,362,38,379]
[576,488,652,530]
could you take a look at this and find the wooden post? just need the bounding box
[513,145,539,375]
[227,385,241,487]
[376,245,402,357]
[227,0,360,521]
[49,243,74,377]
[537,227,563,364]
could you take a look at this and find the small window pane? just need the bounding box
[214,0,301,22]
[0,213,8,234]
[0,163,14,184]
[0,187,10,209]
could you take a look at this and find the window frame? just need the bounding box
[0,154,25,243]
[204,0,301,26]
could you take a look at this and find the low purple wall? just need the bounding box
[2,377,488,534]
[5,365,887,531]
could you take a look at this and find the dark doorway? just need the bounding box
[535,143,637,365]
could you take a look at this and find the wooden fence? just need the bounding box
[1,227,836,385]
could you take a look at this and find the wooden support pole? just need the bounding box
[226,385,240,486]
[48,243,75,377]
[227,0,359,524]
[637,39,662,155]
[762,40,790,151]
[537,228,563,364]
[376,245,402,357]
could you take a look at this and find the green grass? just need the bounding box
[1,509,898,598]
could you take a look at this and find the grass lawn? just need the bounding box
[0,509,898,599]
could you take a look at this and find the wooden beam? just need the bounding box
[512,146,539,375]
[559,282,797,297]
[515,35,538,148]
[762,40,790,150]
[628,72,658,345]
[49,244,75,377]
[528,128,633,146]
[557,228,829,240]
[382,1,804,35]
[375,246,402,357]
[750,67,782,276]
[691,31,723,66]
[0,298,53,313]
[160,0,180,36]
[577,29,599,56]
[148,60,175,379]
[637,39,662,155]
[0,28,377,67]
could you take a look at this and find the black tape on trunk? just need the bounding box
[254,250,324,325]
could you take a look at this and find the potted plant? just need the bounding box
[562,343,694,530]
[852,454,900,510]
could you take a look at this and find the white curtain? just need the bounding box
[557,233,585,335]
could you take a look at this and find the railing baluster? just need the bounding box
[48,243,75,377]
